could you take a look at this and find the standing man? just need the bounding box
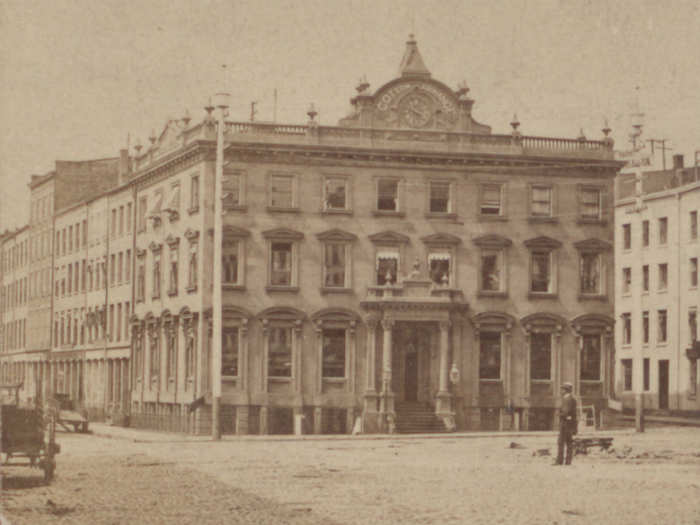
[554,382,577,465]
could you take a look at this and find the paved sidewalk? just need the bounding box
[87,422,635,443]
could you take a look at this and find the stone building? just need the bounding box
[125,36,622,434]
[615,155,699,411]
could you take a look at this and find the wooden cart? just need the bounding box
[0,383,59,484]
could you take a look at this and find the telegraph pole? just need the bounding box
[647,139,672,170]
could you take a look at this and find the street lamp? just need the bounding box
[211,91,230,440]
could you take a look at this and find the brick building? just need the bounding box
[125,36,622,434]
[615,155,699,411]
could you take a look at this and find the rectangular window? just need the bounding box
[479,332,501,380]
[119,206,124,235]
[531,185,552,217]
[323,243,346,288]
[324,178,347,211]
[658,217,668,245]
[643,311,650,344]
[223,171,241,208]
[222,328,239,377]
[642,264,649,292]
[188,243,198,290]
[75,223,80,250]
[111,209,117,237]
[109,305,114,342]
[377,179,398,211]
[642,220,649,247]
[429,253,451,286]
[67,265,72,294]
[116,303,122,342]
[126,203,132,232]
[690,257,698,288]
[581,334,601,381]
[190,175,200,211]
[622,313,631,345]
[622,359,633,391]
[690,310,698,344]
[268,327,292,377]
[429,181,450,213]
[149,332,159,380]
[658,263,668,291]
[658,310,667,342]
[480,183,502,216]
[530,251,551,293]
[691,211,698,240]
[623,224,631,250]
[580,253,600,294]
[270,242,292,286]
[125,250,131,282]
[481,251,502,292]
[118,252,123,283]
[579,187,601,219]
[169,246,178,295]
[376,252,398,285]
[69,225,74,252]
[530,333,552,381]
[322,328,346,378]
[622,267,631,294]
[223,241,240,285]
[137,260,145,302]
[110,254,116,285]
[643,358,650,391]
[270,174,294,208]
[138,196,147,231]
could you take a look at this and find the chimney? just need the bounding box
[118,149,131,185]
[672,154,684,170]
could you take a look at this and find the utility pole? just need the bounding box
[647,139,672,170]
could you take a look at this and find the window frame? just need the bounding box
[622,359,633,391]
[528,183,555,221]
[478,331,503,381]
[267,172,299,212]
[658,217,668,245]
[658,263,668,292]
[425,178,456,219]
[525,236,561,298]
[577,184,604,223]
[373,176,405,217]
[263,228,303,292]
[317,229,357,293]
[478,182,506,219]
[322,174,352,214]
[188,172,200,214]
[657,309,668,343]
[223,167,247,212]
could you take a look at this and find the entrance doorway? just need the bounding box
[405,349,418,401]
[392,322,433,403]
[658,360,669,409]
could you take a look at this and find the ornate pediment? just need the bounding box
[262,227,304,240]
[570,313,614,335]
[520,312,567,334]
[369,230,410,245]
[223,225,251,238]
[573,238,612,252]
[472,311,516,332]
[472,234,512,248]
[316,228,358,242]
[421,233,461,246]
[523,236,562,249]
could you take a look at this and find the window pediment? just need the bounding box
[149,241,162,253]
[571,313,613,335]
[521,312,567,334]
[258,306,306,322]
[311,307,361,324]
[165,234,180,247]
[523,236,562,249]
[135,248,147,258]
[573,238,611,252]
[421,233,461,246]
[184,228,200,241]
[473,234,512,248]
[369,230,409,245]
[262,227,304,240]
[472,311,516,332]
[222,305,253,320]
[223,225,251,239]
[316,229,357,242]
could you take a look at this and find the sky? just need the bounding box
[1,0,699,230]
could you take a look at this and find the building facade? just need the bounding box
[125,36,621,434]
[615,157,700,411]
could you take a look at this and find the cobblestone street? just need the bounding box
[2,426,699,524]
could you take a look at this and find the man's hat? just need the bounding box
[561,382,573,391]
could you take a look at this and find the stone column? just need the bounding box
[379,318,395,426]
[436,320,452,417]
[364,316,378,411]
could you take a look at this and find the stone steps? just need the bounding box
[395,403,446,434]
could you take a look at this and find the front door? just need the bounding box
[658,360,669,410]
[405,349,418,401]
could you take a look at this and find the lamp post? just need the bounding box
[211,91,229,440]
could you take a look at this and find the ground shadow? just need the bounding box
[1,474,47,490]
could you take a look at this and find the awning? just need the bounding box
[376,251,399,260]
[428,252,451,261]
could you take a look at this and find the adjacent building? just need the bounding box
[615,155,700,411]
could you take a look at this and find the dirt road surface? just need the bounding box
[1,426,699,524]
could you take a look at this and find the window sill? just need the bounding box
[577,218,607,226]
[223,284,245,291]
[268,376,292,383]
[322,377,347,383]
[222,375,238,382]
[186,285,197,294]
[478,214,508,222]
[478,290,508,298]
[578,294,608,302]
[152,295,161,301]
[479,378,502,383]
[621,344,632,350]
[372,210,405,218]
[187,206,199,216]
[320,287,353,295]
[321,209,353,216]
[267,206,300,214]
[167,290,178,297]
[528,216,558,224]
[265,285,299,293]
[425,212,457,221]
[528,292,558,300]
[223,204,248,213]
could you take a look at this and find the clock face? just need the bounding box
[400,94,432,128]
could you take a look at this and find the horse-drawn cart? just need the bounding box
[0,383,59,484]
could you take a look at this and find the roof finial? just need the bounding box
[510,114,521,136]
[399,34,430,78]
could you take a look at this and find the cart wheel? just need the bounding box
[44,459,56,483]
